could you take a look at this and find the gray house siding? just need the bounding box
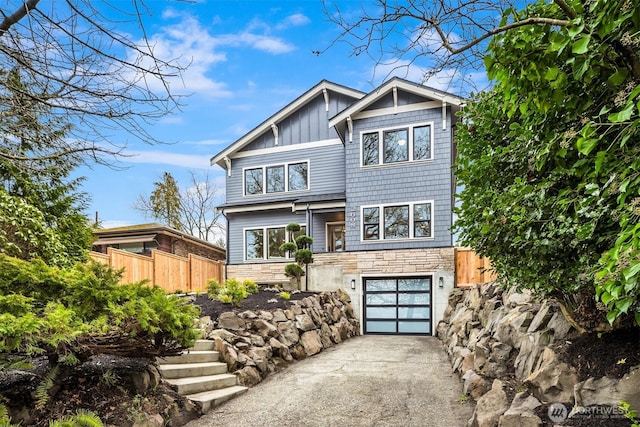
[225,143,346,205]
[240,92,356,152]
[227,209,306,264]
[344,107,455,252]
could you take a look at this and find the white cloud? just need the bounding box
[123,150,211,169]
[276,13,311,30]
[215,32,295,54]
[130,15,232,97]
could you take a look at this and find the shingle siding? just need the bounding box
[344,107,454,252]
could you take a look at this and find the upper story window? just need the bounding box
[361,123,433,167]
[361,201,433,241]
[244,161,309,196]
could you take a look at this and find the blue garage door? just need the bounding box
[363,277,432,335]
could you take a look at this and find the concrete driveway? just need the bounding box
[184,335,474,427]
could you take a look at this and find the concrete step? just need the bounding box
[192,339,215,351]
[187,385,249,414]
[157,361,228,379]
[165,373,238,395]
[157,350,220,365]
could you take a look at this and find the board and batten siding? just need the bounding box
[344,108,456,252]
[240,92,357,151]
[225,143,346,205]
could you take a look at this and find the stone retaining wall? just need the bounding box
[436,282,640,427]
[196,290,360,386]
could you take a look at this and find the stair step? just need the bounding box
[157,361,228,379]
[192,339,215,351]
[187,385,249,413]
[165,373,238,395]
[157,350,220,365]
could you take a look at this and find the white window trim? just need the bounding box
[359,200,434,242]
[359,121,434,168]
[243,224,307,261]
[242,160,310,197]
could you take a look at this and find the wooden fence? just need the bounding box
[90,248,224,293]
[455,248,497,288]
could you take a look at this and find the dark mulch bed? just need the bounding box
[193,289,318,320]
[556,327,640,380]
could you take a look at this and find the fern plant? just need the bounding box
[48,409,103,427]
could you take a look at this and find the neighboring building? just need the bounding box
[210,77,464,336]
[92,223,226,261]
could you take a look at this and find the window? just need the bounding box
[266,166,285,193]
[361,123,433,166]
[288,162,308,191]
[363,207,380,240]
[362,202,433,241]
[245,225,307,260]
[414,203,432,238]
[244,161,309,196]
[384,205,409,239]
[362,132,379,166]
[245,168,263,195]
[383,129,409,163]
[245,229,264,259]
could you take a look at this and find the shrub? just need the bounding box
[210,278,257,307]
[279,223,314,289]
[279,291,291,301]
[206,279,224,298]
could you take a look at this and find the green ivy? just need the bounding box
[455,0,640,329]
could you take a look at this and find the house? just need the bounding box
[92,223,226,261]
[210,77,464,336]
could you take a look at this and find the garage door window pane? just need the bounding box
[398,321,430,334]
[366,321,396,333]
[367,307,397,319]
[366,293,397,305]
[366,279,396,291]
[398,278,430,291]
[399,307,431,319]
[398,293,430,305]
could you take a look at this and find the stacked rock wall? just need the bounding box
[196,290,360,386]
[437,282,640,427]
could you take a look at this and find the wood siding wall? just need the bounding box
[90,248,224,293]
[455,248,496,287]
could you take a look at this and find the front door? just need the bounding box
[327,222,345,252]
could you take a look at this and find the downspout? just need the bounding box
[305,203,311,292]
[221,208,229,281]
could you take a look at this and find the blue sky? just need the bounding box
[80,1,483,230]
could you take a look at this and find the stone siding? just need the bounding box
[196,290,360,388]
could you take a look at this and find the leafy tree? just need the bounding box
[0,68,92,267]
[454,0,640,330]
[134,171,225,242]
[280,223,313,289]
[135,172,183,230]
[326,0,640,329]
[0,1,185,168]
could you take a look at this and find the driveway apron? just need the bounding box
[184,335,474,427]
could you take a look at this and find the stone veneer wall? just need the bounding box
[226,247,456,335]
[437,282,640,427]
[196,290,360,387]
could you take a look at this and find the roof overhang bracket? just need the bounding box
[393,86,398,114]
[346,116,353,143]
[223,156,231,177]
[271,123,279,146]
[323,88,330,112]
[442,101,447,130]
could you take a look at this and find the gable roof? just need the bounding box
[328,77,466,138]
[209,80,365,170]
